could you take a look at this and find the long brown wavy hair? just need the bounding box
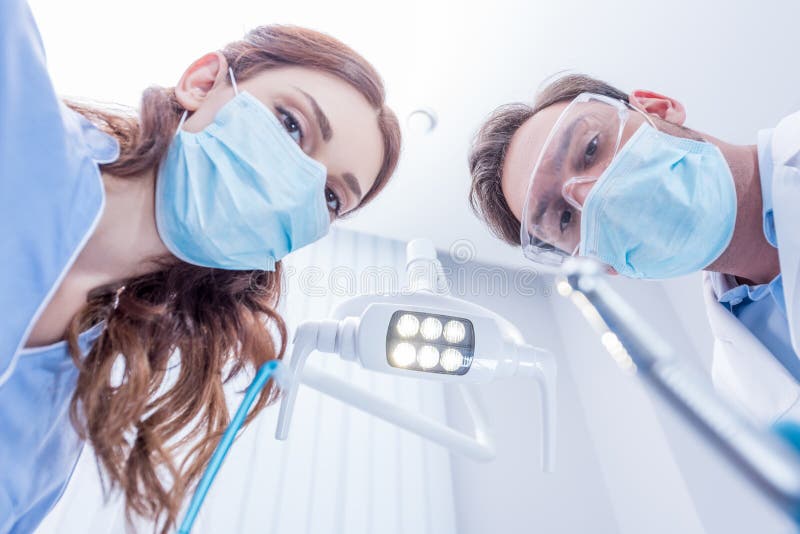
[65,25,401,532]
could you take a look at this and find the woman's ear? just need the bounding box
[628,89,686,125]
[175,52,229,112]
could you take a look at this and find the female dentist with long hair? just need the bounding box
[0,1,401,532]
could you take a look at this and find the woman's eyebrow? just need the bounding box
[342,172,363,201]
[295,87,333,142]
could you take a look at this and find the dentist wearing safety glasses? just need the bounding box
[0,1,400,532]
[468,73,800,429]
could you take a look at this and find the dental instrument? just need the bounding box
[558,257,800,517]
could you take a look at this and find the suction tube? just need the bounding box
[178,360,287,533]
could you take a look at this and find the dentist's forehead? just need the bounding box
[501,102,570,223]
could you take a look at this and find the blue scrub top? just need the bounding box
[0,0,118,531]
[0,325,104,534]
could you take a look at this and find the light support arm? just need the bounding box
[301,366,496,462]
[275,319,496,461]
[275,319,339,440]
[406,238,449,295]
[517,344,557,472]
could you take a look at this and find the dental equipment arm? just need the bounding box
[277,319,499,461]
[275,314,556,470]
[559,258,800,515]
[276,238,557,471]
[276,319,495,461]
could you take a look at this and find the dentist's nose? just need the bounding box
[562,178,597,210]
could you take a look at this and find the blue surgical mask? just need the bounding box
[155,70,330,271]
[579,123,737,279]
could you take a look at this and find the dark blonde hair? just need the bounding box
[467,74,627,245]
[66,25,401,532]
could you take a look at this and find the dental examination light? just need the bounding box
[557,258,800,518]
[276,238,557,470]
[178,240,556,533]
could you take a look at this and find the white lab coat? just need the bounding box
[705,109,800,424]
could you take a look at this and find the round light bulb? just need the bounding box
[443,320,466,344]
[440,348,464,372]
[419,317,443,341]
[395,314,420,338]
[417,345,439,370]
[391,342,416,367]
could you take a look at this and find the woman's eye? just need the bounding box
[276,107,303,144]
[583,135,599,167]
[559,209,572,233]
[325,187,341,216]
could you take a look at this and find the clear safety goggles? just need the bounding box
[519,92,653,265]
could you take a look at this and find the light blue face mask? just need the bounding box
[579,122,737,279]
[156,69,330,271]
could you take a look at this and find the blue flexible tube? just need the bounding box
[177,359,280,533]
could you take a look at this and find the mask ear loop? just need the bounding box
[628,102,657,129]
[175,110,188,137]
[175,66,240,137]
[228,67,239,95]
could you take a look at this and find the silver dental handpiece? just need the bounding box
[559,258,800,517]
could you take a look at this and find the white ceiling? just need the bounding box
[29,0,800,269]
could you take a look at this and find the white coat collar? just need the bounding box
[703,272,800,422]
[773,110,800,168]
[771,111,800,357]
